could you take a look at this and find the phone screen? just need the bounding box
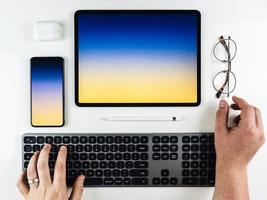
[31,57,64,127]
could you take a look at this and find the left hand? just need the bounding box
[17,144,85,200]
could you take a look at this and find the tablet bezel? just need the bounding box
[75,10,201,107]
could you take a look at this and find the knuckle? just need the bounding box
[55,161,65,171]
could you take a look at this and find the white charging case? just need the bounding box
[33,21,62,41]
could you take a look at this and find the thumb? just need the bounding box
[69,175,85,200]
[215,100,229,134]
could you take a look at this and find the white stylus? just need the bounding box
[103,116,185,121]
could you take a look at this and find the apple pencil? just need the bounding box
[103,116,185,121]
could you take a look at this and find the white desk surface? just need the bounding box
[1,0,267,199]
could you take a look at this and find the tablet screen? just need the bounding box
[75,10,200,106]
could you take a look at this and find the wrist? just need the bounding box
[216,161,247,176]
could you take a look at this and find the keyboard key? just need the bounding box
[152,177,160,185]
[85,178,103,185]
[115,178,123,185]
[115,136,122,144]
[118,145,127,152]
[37,136,45,144]
[132,178,148,185]
[123,178,131,185]
[161,178,169,185]
[161,169,169,177]
[152,153,160,160]
[24,136,36,144]
[71,136,79,144]
[134,161,148,168]
[132,153,139,160]
[112,169,120,177]
[152,136,160,143]
[182,136,190,143]
[170,153,178,160]
[95,169,103,177]
[191,136,199,143]
[24,153,33,160]
[161,145,169,152]
[140,153,149,160]
[121,169,129,177]
[182,153,190,160]
[182,161,190,168]
[130,169,148,177]
[200,135,208,143]
[104,170,112,177]
[46,136,53,144]
[123,136,131,143]
[24,145,32,152]
[182,169,190,176]
[170,136,178,143]
[80,136,88,144]
[170,177,178,185]
[152,145,160,152]
[182,144,190,151]
[89,136,96,144]
[140,136,148,143]
[97,136,105,144]
[104,178,114,185]
[132,136,139,143]
[106,136,113,144]
[191,144,199,151]
[170,145,178,152]
[54,136,62,144]
[63,136,71,144]
[161,136,169,143]
[161,153,169,160]
[136,145,148,152]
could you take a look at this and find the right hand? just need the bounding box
[17,144,85,200]
[215,96,265,170]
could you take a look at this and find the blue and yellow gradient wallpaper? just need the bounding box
[78,13,198,103]
[31,58,63,126]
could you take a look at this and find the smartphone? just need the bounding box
[31,57,64,127]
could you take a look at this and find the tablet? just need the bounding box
[75,10,201,106]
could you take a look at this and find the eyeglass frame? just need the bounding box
[212,36,237,98]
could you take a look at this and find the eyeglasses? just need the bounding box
[212,36,237,98]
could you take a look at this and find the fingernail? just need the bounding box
[44,144,51,149]
[60,146,67,151]
[80,175,85,184]
[219,100,226,108]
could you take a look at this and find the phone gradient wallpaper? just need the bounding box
[77,12,199,103]
[31,58,63,126]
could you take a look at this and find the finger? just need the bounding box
[17,171,29,198]
[69,175,85,200]
[232,96,250,110]
[53,146,67,187]
[27,152,39,190]
[255,107,264,129]
[215,99,229,134]
[37,144,52,187]
[239,106,256,128]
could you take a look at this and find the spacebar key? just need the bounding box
[84,178,103,186]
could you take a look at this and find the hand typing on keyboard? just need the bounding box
[213,96,265,200]
[17,144,85,200]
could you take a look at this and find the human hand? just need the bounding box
[17,144,85,200]
[215,96,265,170]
